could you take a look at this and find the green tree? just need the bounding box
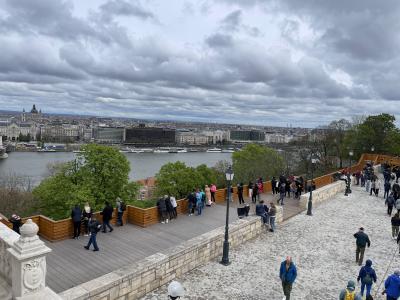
[212,160,230,188]
[232,144,284,184]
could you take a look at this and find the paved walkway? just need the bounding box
[142,184,398,299]
[45,193,303,293]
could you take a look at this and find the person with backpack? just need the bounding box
[392,213,400,239]
[84,217,101,251]
[101,201,114,233]
[354,227,371,266]
[116,197,126,226]
[382,270,400,299]
[357,259,377,297]
[279,256,297,300]
[339,280,362,300]
[387,193,396,216]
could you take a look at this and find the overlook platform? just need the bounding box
[45,193,301,293]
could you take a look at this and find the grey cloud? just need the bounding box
[206,33,234,48]
[99,0,156,22]
[220,9,242,32]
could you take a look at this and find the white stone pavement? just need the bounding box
[141,184,400,300]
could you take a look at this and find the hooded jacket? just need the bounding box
[357,259,377,284]
[279,261,297,284]
[385,273,400,298]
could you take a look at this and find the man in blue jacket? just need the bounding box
[357,259,377,297]
[279,256,297,300]
[383,270,400,300]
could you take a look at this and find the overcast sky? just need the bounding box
[0,0,399,127]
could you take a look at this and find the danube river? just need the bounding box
[0,152,232,184]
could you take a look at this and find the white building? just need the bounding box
[202,130,229,144]
[0,120,37,141]
[176,131,208,145]
[264,133,294,144]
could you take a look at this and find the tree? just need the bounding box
[232,144,284,184]
[33,144,136,220]
[212,160,230,188]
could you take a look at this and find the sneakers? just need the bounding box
[84,246,89,250]
[161,221,165,224]
[110,228,113,232]
[166,219,169,224]
[93,249,99,252]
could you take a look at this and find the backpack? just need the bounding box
[121,201,127,211]
[345,290,355,300]
[363,269,373,285]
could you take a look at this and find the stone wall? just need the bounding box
[0,221,19,285]
[59,207,283,300]
[299,180,346,210]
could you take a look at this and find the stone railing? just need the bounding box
[0,222,19,285]
[59,207,283,300]
[299,180,346,210]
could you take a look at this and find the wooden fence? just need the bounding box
[1,153,398,242]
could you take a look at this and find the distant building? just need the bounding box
[21,104,42,122]
[229,130,265,142]
[202,130,229,144]
[0,120,37,141]
[125,126,176,145]
[176,130,208,145]
[264,133,294,144]
[92,127,124,143]
[40,123,80,142]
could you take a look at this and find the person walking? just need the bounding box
[82,202,92,236]
[237,183,244,204]
[395,197,400,214]
[116,197,125,226]
[357,259,377,298]
[354,227,371,266]
[9,214,22,234]
[84,217,101,252]
[339,280,362,300]
[205,185,212,206]
[392,213,400,239]
[157,196,168,223]
[382,270,400,300]
[268,202,277,232]
[71,204,82,239]
[210,184,217,203]
[387,193,396,216]
[370,180,376,196]
[385,181,392,199]
[375,179,381,197]
[278,183,286,205]
[101,201,114,233]
[271,177,277,194]
[279,256,297,300]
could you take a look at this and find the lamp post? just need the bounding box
[345,150,353,195]
[221,166,234,266]
[307,157,317,216]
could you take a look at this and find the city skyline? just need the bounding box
[0,1,400,126]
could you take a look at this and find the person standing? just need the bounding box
[9,214,22,234]
[187,190,196,216]
[210,184,217,203]
[82,202,92,236]
[255,200,268,225]
[385,181,392,199]
[354,227,371,266]
[370,180,376,196]
[387,193,395,216]
[71,204,82,239]
[357,259,377,298]
[170,196,178,218]
[392,213,400,239]
[268,202,277,232]
[279,183,286,205]
[165,195,174,220]
[157,196,168,223]
[84,217,101,252]
[271,177,277,194]
[248,181,253,200]
[339,281,362,300]
[382,270,400,300]
[101,201,114,233]
[279,256,297,300]
[205,185,212,206]
[196,189,203,215]
[252,182,258,203]
[116,197,125,226]
[375,179,381,197]
[237,183,244,204]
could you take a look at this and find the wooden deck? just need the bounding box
[45,193,304,293]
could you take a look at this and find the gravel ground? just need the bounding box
[142,183,400,300]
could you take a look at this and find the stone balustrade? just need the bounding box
[299,180,346,210]
[0,221,19,285]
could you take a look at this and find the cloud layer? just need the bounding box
[0,0,399,126]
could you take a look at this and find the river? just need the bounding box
[0,152,232,184]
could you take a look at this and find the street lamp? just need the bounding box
[221,166,234,266]
[345,150,354,195]
[307,157,317,216]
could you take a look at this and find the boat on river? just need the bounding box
[206,148,222,153]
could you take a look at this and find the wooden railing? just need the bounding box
[1,153,398,242]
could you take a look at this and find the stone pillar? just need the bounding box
[7,219,61,300]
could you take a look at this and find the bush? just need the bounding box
[130,199,158,209]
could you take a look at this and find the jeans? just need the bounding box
[211,192,216,202]
[282,281,292,300]
[356,246,366,265]
[188,202,193,215]
[102,220,113,232]
[86,233,99,250]
[238,193,244,204]
[392,226,399,238]
[388,205,393,216]
[117,211,123,226]
[279,193,285,205]
[366,180,371,192]
[197,203,202,215]
[73,221,81,238]
[361,282,372,296]
[385,189,390,199]
[269,216,276,232]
